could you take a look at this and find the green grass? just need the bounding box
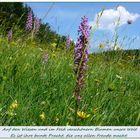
[0,37,140,126]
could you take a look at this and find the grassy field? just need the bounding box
[0,36,140,126]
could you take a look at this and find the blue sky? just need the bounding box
[26,2,140,52]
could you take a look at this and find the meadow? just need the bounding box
[0,3,140,126]
[0,35,140,126]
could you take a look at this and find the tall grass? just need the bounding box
[0,32,140,126]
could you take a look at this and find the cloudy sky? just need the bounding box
[26,2,140,52]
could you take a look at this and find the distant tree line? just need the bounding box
[0,2,74,49]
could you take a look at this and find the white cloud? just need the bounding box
[91,6,140,31]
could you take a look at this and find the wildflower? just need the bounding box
[77,95,81,102]
[113,45,121,50]
[66,122,71,126]
[43,53,49,64]
[34,17,40,33]
[7,110,16,117]
[10,100,18,110]
[7,29,12,43]
[74,16,91,103]
[56,118,59,122]
[40,101,46,106]
[54,117,59,123]
[26,11,33,32]
[116,74,122,79]
[39,112,46,121]
[66,35,71,49]
[77,111,90,119]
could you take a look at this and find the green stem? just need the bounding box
[74,98,78,126]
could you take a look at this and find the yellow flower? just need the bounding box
[54,117,59,123]
[10,100,18,110]
[77,111,90,119]
[56,118,59,123]
[7,110,16,117]
[66,122,71,126]
[39,112,46,121]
